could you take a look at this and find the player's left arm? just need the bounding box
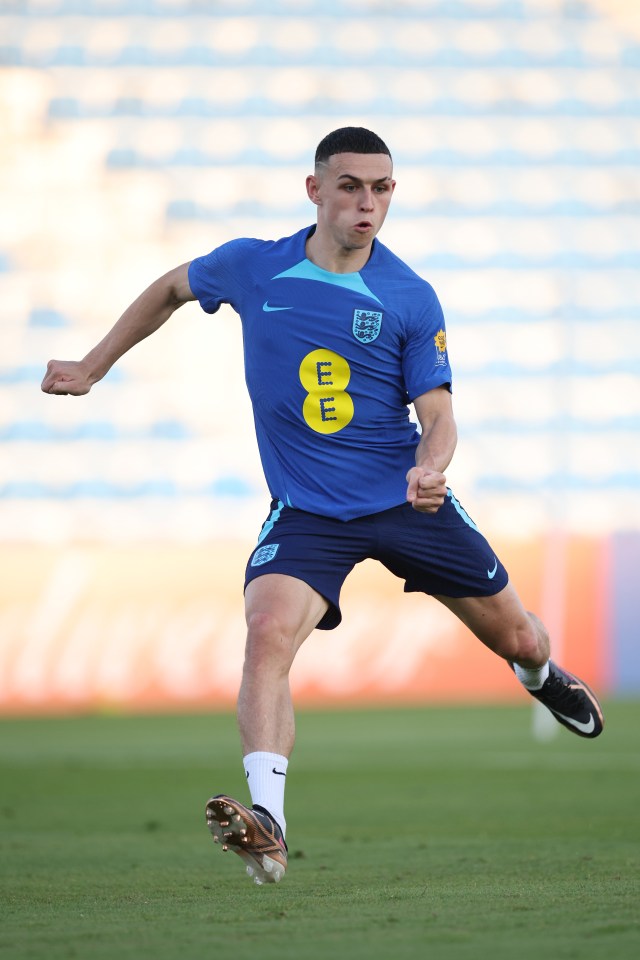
[406,386,457,513]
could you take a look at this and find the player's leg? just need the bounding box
[206,572,328,885]
[238,572,329,760]
[433,581,548,665]
[206,501,368,883]
[435,586,604,738]
[374,498,603,739]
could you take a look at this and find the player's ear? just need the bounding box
[306,173,321,205]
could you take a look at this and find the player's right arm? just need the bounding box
[41,263,195,396]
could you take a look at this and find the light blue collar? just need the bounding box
[272,258,383,306]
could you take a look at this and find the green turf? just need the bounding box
[1,703,639,960]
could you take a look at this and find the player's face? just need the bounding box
[307,152,395,253]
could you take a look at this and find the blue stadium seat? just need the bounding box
[29,308,70,328]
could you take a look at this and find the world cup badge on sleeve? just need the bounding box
[352,309,383,344]
[434,328,448,366]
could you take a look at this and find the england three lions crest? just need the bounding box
[251,543,280,567]
[353,309,383,344]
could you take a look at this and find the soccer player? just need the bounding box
[42,126,604,886]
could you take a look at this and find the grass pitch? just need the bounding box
[1,703,639,960]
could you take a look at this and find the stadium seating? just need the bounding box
[1,0,639,542]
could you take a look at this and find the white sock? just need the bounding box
[514,660,550,691]
[243,751,288,838]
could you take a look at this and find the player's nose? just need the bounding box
[359,188,375,210]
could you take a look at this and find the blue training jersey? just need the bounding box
[188,225,452,521]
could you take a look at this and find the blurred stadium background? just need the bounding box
[0,0,639,714]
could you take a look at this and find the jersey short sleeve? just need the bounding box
[188,238,259,314]
[401,283,452,401]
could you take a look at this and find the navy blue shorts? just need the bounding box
[244,490,509,631]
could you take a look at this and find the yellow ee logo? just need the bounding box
[299,349,354,435]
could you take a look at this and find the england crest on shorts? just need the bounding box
[352,309,383,344]
[251,543,280,567]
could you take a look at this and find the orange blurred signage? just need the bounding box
[0,538,607,714]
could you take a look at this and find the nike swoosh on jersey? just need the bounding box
[263,301,293,312]
[551,710,596,735]
[487,558,498,579]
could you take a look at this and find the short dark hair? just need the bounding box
[314,127,392,166]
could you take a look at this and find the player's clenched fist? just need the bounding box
[41,359,94,396]
[406,466,447,514]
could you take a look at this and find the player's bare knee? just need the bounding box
[244,611,295,673]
